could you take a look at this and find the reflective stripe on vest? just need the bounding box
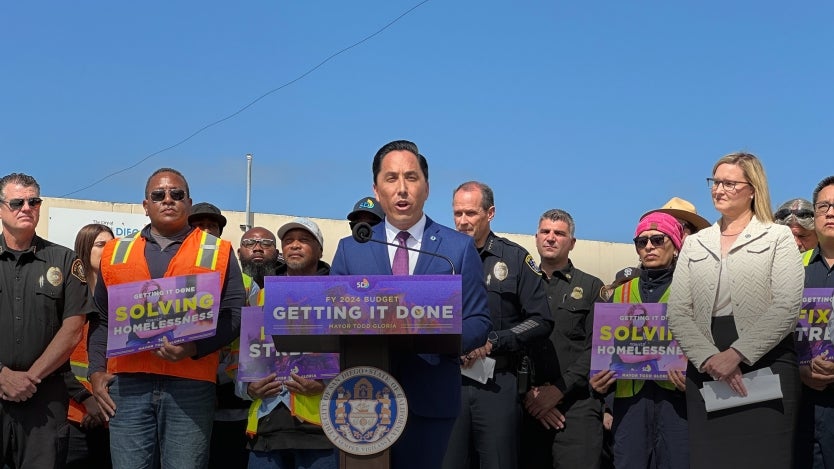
[68,323,93,423]
[803,249,815,267]
[102,229,231,382]
[110,236,139,265]
[611,279,676,398]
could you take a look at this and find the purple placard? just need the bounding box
[237,306,340,382]
[106,272,221,357]
[263,275,462,336]
[795,288,834,366]
[590,303,686,380]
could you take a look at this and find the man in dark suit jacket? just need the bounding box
[331,139,491,469]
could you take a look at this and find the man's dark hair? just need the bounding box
[453,181,494,211]
[144,168,190,198]
[0,173,40,201]
[813,176,834,203]
[372,140,429,184]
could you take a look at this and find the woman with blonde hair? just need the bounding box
[668,152,804,468]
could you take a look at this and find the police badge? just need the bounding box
[493,261,508,281]
[47,266,63,286]
[321,366,408,455]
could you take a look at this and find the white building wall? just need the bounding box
[39,197,636,285]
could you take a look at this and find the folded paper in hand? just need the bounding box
[700,368,783,412]
[460,357,496,384]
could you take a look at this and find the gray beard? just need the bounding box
[241,259,280,287]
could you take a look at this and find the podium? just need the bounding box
[264,275,462,469]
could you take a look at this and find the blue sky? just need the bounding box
[2,1,832,242]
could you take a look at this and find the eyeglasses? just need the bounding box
[774,208,815,220]
[240,238,276,248]
[707,178,749,192]
[633,234,668,249]
[148,189,187,202]
[814,202,834,215]
[676,218,697,234]
[1,197,43,211]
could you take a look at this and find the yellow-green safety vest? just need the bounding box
[611,278,677,398]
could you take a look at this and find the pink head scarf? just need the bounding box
[635,212,684,251]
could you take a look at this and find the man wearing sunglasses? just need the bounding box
[0,173,93,467]
[774,198,817,253]
[87,167,245,469]
[238,226,284,290]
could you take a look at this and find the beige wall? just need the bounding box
[39,197,636,284]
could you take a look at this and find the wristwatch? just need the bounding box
[487,331,499,348]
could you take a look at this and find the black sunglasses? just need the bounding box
[148,189,187,202]
[240,238,276,248]
[633,234,668,249]
[2,197,43,211]
[774,208,814,220]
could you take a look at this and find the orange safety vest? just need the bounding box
[68,323,92,423]
[100,229,231,382]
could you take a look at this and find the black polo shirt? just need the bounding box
[0,234,91,371]
[533,260,603,398]
[805,247,834,288]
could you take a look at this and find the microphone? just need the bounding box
[351,222,456,275]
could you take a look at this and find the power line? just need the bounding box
[60,0,431,198]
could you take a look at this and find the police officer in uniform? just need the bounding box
[0,173,92,468]
[522,208,605,469]
[443,181,553,469]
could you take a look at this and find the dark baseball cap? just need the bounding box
[189,202,227,231]
[347,197,384,222]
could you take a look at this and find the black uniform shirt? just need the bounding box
[0,234,92,371]
[535,260,603,398]
[479,232,553,354]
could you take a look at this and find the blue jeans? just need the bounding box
[108,374,215,469]
[248,449,337,469]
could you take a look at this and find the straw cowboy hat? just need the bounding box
[640,197,711,232]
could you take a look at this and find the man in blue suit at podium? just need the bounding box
[331,139,491,469]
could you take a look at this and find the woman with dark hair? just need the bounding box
[590,212,688,469]
[66,223,114,468]
[668,152,804,468]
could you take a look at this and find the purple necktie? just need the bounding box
[392,231,410,275]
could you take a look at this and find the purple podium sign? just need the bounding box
[238,306,340,382]
[795,288,834,366]
[106,272,221,358]
[590,302,686,381]
[263,275,462,336]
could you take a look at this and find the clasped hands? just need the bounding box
[800,355,834,391]
[524,384,565,431]
[701,348,747,397]
[0,368,40,402]
[247,372,324,400]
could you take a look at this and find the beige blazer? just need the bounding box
[668,216,804,370]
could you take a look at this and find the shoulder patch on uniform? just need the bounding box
[71,259,86,283]
[524,254,541,274]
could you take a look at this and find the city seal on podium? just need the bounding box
[320,366,408,455]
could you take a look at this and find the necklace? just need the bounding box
[721,231,742,237]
